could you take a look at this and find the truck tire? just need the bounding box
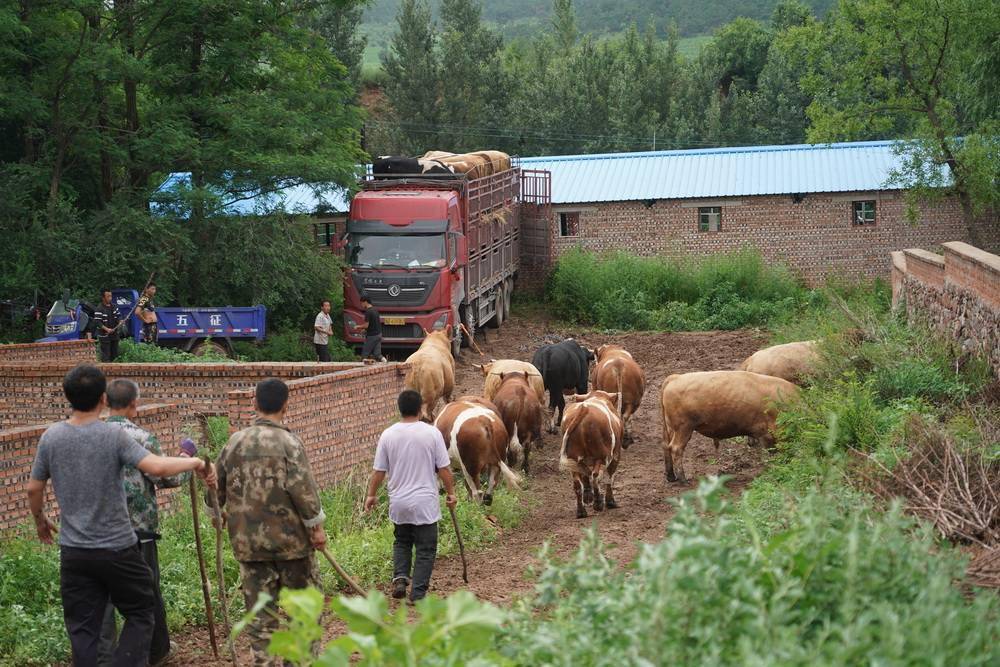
[487,290,504,329]
[503,279,513,319]
[192,340,229,358]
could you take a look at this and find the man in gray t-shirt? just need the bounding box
[365,390,457,602]
[27,364,214,667]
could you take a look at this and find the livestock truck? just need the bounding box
[341,158,551,357]
[37,288,266,357]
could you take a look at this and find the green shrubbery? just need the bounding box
[233,328,355,362]
[0,469,528,665]
[547,247,807,330]
[114,339,233,363]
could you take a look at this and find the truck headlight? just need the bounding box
[431,312,449,331]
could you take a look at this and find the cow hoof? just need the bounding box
[582,490,594,505]
[665,472,677,483]
[606,499,618,509]
[547,426,559,435]
[593,500,604,512]
[483,494,493,506]
[576,508,588,519]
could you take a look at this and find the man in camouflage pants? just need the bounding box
[98,379,192,666]
[213,378,327,666]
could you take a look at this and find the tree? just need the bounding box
[381,0,441,154]
[805,0,999,247]
[306,1,369,91]
[551,0,577,51]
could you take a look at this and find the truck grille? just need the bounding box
[352,273,440,307]
[381,324,423,339]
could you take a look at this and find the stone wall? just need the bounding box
[226,363,408,488]
[892,241,1000,377]
[0,404,180,532]
[0,339,96,364]
[0,361,365,428]
[527,191,990,287]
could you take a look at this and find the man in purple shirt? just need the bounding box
[27,364,216,666]
[365,390,457,602]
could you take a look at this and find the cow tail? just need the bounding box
[508,422,523,466]
[558,407,587,475]
[616,367,624,414]
[498,459,521,490]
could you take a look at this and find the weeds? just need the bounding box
[547,247,808,331]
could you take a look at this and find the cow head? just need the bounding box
[473,360,495,377]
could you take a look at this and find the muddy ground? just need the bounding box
[169,315,767,664]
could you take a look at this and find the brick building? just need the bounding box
[517,140,993,286]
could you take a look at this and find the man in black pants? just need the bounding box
[355,294,386,362]
[27,365,215,666]
[93,289,121,362]
[364,390,456,602]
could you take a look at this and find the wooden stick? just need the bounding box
[189,475,219,660]
[319,546,366,596]
[459,323,484,357]
[206,473,238,667]
[448,505,469,584]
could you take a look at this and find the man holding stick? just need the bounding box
[364,390,457,602]
[97,379,191,666]
[212,378,328,667]
[26,364,215,667]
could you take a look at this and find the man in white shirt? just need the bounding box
[365,390,457,602]
[313,299,334,362]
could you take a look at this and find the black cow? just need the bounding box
[372,156,455,177]
[531,338,595,433]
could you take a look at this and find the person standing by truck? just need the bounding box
[134,283,158,344]
[93,289,121,362]
[355,294,386,362]
[313,299,334,362]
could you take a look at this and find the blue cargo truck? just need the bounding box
[37,288,266,357]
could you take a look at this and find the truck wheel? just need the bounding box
[487,290,504,329]
[192,340,229,358]
[503,279,512,319]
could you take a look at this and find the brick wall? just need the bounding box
[533,191,994,287]
[0,404,180,532]
[227,363,409,488]
[892,242,1000,377]
[0,361,366,428]
[0,339,96,364]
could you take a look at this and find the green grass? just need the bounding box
[548,246,809,331]
[0,467,530,665]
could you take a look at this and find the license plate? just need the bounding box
[383,317,406,326]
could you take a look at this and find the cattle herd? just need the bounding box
[404,327,817,518]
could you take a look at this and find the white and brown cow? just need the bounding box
[491,372,543,473]
[435,397,520,505]
[739,340,820,384]
[592,344,645,446]
[475,358,546,403]
[659,371,799,484]
[404,327,455,422]
[559,390,624,518]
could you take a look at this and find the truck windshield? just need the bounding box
[347,234,446,269]
[46,300,76,320]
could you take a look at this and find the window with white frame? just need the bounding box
[698,206,722,232]
[852,200,876,225]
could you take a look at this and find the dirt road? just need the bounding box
[170,315,766,664]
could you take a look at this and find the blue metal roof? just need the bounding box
[519,140,941,205]
[154,172,351,216]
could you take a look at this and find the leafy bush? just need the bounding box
[500,478,1000,666]
[547,247,808,331]
[243,587,506,667]
[234,327,356,362]
[115,339,232,363]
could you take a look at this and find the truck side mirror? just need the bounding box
[449,231,467,267]
[332,232,348,251]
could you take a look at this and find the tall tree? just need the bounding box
[305,1,368,91]
[805,0,999,247]
[381,0,441,153]
[551,0,577,51]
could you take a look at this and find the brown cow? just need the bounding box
[740,340,820,384]
[403,327,455,422]
[593,344,645,446]
[475,359,546,403]
[659,371,799,484]
[559,390,624,518]
[435,397,520,505]
[492,372,543,473]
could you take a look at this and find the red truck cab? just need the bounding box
[342,166,550,357]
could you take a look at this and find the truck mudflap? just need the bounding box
[343,308,451,347]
